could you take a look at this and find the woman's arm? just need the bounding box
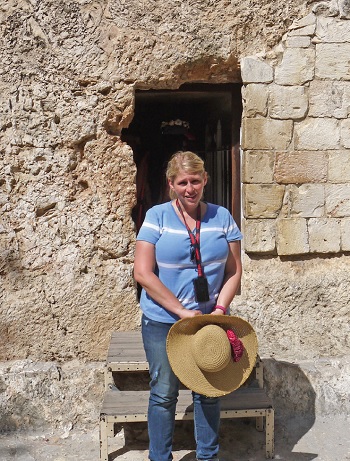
[212,241,242,315]
[134,240,202,319]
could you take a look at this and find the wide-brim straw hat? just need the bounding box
[166,315,258,397]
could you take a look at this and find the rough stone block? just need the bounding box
[287,184,325,217]
[275,49,315,85]
[309,81,350,119]
[276,218,309,255]
[242,84,268,117]
[289,12,317,31]
[341,119,350,148]
[242,150,275,184]
[269,84,308,120]
[329,151,350,182]
[341,218,350,251]
[243,219,276,253]
[243,184,285,218]
[240,57,274,84]
[288,24,316,37]
[0,360,104,431]
[308,218,341,253]
[326,184,350,217]
[316,16,350,43]
[286,36,312,48]
[316,43,350,80]
[294,119,340,150]
[242,119,293,150]
[274,151,328,183]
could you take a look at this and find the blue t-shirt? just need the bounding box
[136,201,243,323]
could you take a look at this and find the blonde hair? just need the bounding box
[166,151,207,200]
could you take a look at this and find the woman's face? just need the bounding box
[168,169,207,209]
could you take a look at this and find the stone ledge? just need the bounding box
[0,360,105,432]
[0,357,349,433]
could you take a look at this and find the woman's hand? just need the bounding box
[210,308,225,316]
[178,309,203,319]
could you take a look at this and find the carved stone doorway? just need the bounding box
[122,83,242,232]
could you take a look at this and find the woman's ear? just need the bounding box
[168,179,174,191]
[203,172,208,187]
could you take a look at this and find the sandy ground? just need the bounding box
[0,415,349,461]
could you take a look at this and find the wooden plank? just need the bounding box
[107,360,149,371]
[107,347,146,361]
[109,331,142,342]
[107,355,147,364]
[107,332,146,366]
[101,388,273,419]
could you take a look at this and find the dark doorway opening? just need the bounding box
[121,83,242,232]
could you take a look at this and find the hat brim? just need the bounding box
[166,315,258,397]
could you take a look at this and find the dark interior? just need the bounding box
[121,83,242,231]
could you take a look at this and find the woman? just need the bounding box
[134,151,242,461]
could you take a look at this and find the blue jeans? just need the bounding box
[141,314,220,461]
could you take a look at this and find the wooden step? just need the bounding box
[100,388,273,423]
[106,331,148,372]
[100,331,275,460]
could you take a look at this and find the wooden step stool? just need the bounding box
[100,331,274,460]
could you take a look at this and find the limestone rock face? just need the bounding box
[0,0,308,363]
[234,255,350,361]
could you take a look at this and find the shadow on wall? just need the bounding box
[263,358,317,460]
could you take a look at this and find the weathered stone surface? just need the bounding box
[274,151,328,183]
[1,355,349,434]
[269,84,308,120]
[242,219,276,253]
[341,218,350,250]
[276,218,309,254]
[316,16,350,43]
[289,12,317,31]
[285,35,311,48]
[240,57,273,84]
[234,255,350,360]
[0,0,309,362]
[325,184,350,217]
[329,151,350,182]
[312,0,347,18]
[242,151,275,184]
[294,118,341,150]
[243,184,285,218]
[341,119,350,148]
[285,184,325,217]
[309,81,350,118]
[275,49,315,85]
[289,22,316,37]
[308,218,341,253]
[316,43,350,79]
[242,119,293,150]
[242,84,268,117]
[0,360,104,431]
[264,357,350,416]
[0,136,139,363]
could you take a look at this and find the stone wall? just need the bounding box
[0,0,349,431]
[241,10,350,256]
[0,0,308,364]
[235,5,350,365]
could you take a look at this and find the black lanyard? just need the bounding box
[176,199,204,277]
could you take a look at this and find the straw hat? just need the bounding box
[166,315,258,397]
